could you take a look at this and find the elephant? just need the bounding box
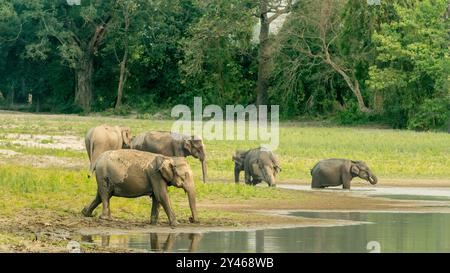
[310,158,378,189]
[85,125,132,174]
[232,147,281,187]
[81,149,198,228]
[131,131,207,183]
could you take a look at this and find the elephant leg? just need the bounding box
[154,184,177,228]
[189,234,202,252]
[150,233,160,252]
[234,166,241,184]
[251,179,261,186]
[342,174,352,190]
[244,166,252,185]
[343,181,351,190]
[82,192,102,217]
[99,195,112,220]
[150,196,160,225]
[101,235,110,247]
[164,233,177,252]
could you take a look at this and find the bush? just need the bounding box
[336,103,369,125]
[407,97,450,131]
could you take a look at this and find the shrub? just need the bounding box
[407,97,450,131]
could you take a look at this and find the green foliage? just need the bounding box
[367,0,449,129]
[0,0,448,130]
[180,0,256,106]
[407,97,450,131]
[336,103,372,125]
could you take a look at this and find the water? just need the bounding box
[81,211,450,253]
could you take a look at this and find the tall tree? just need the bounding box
[27,0,117,112]
[181,0,255,105]
[255,0,292,106]
[367,0,449,128]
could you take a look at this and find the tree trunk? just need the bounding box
[74,54,93,113]
[256,1,270,106]
[115,49,128,111]
[324,54,370,112]
[115,9,130,111]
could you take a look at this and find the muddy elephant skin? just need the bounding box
[131,131,207,183]
[311,158,378,190]
[85,125,132,173]
[232,147,281,187]
[81,149,198,227]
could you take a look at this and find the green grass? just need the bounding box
[0,111,449,180]
[0,143,85,158]
[0,164,291,224]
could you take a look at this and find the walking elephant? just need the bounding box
[311,158,378,189]
[85,125,132,173]
[131,131,207,183]
[81,149,198,228]
[232,147,281,187]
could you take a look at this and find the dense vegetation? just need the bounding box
[0,0,449,130]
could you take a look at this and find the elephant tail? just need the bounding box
[87,135,96,178]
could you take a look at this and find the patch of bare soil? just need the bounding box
[0,149,21,156]
[0,133,84,151]
[0,150,86,170]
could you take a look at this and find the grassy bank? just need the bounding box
[0,111,449,179]
[0,111,449,252]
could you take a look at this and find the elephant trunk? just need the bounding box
[234,164,240,183]
[262,165,276,187]
[368,174,378,185]
[184,182,199,223]
[201,159,207,184]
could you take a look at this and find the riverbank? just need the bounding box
[0,111,449,252]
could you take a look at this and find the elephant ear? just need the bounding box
[121,127,132,147]
[232,153,244,166]
[183,140,192,154]
[350,164,360,176]
[155,157,174,183]
[274,165,281,173]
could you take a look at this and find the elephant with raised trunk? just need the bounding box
[81,149,198,228]
[232,147,281,187]
[311,158,378,190]
[85,125,132,174]
[131,131,207,183]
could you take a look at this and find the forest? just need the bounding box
[0,0,449,130]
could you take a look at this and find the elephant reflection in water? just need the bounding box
[81,233,202,252]
[80,235,112,247]
[150,233,202,252]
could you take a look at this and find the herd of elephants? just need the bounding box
[81,125,378,228]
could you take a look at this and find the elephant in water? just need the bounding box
[81,149,198,228]
[311,158,378,190]
[131,131,207,183]
[85,125,132,174]
[232,147,281,187]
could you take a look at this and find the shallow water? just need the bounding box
[278,184,450,201]
[81,211,450,253]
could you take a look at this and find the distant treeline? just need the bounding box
[0,0,449,130]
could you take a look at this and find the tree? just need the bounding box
[254,0,292,106]
[367,0,449,129]
[108,0,141,111]
[181,0,255,106]
[27,0,117,112]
